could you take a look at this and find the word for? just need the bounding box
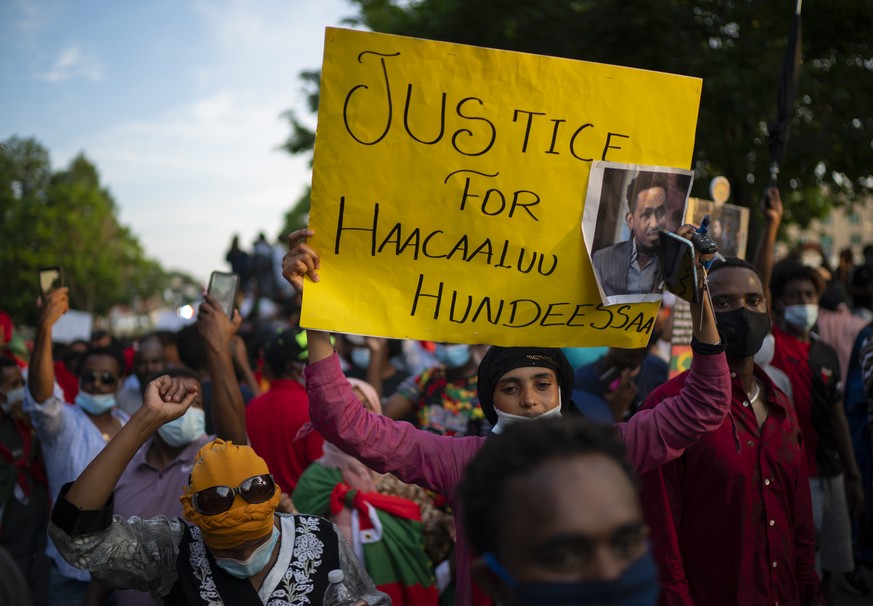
[409,273,656,332]
[334,198,558,276]
[446,169,540,221]
[342,50,632,161]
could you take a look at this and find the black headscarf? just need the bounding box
[477,346,575,425]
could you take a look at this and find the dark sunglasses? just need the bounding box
[191,474,276,516]
[79,370,119,385]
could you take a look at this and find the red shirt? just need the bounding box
[639,366,820,606]
[770,324,845,478]
[770,324,818,476]
[245,379,323,494]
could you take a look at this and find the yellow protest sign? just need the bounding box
[304,27,701,347]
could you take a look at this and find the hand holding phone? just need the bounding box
[659,231,700,304]
[207,271,240,318]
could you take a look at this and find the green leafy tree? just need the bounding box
[1,137,170,323]
[283,0,873,228]
[278,185,312,241]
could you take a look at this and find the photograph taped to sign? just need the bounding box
[582,161,693,306]
[305,28,702,348]
[684,198,750,259]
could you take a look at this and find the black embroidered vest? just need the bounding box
[163,515,340,606]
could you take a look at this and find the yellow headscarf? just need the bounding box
[180,439,281,549]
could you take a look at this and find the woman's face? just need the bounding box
[491,367,560,417]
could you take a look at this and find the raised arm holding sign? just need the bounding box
[282,224,727,606]
[304,27,704,349]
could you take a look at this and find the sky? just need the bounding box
[1,0,359,284]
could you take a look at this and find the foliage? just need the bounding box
[278,185,312,241]
[280,70,322,162]
[283,0,873,227]
[0,136,170,324]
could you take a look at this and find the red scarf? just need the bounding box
[0,417,48,501]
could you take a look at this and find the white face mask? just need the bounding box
[157,407,205,448]
[74,391,117,415]
[753,333,776,367]
[492,396,563,435]
[0,386,25,414]
[783,303,819,331]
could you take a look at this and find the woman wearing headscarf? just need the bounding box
[47,375,388,606]
[282,227,730,606]
[294,378,447,605]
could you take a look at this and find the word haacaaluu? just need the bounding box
[334,199,558,277]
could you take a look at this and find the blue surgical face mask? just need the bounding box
[351,347,371,369]
[214,526,280,579]
[75,391,117,415]
[435,344,472,369]
[783,303,819,331]
[483,548,660,606]
[157,407,205,448]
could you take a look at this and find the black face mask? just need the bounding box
[715,307,771,359]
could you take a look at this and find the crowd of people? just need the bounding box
[1,188,872,606]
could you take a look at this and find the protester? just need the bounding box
[246,326,323,494]
[342,336,410,401]
[294,377,441,605]
[384,341,487,437]
[282,224,729,605]
[0,311,28,368]
[849,244,873,313]
[176,322,255,435]
[48,374,389,605]
[458,416,658,605]
[116,333,168,415]
[755,189,871,596]
[154,330,183,368]
[572,342,668,423]
[639,258,822,605]
[0,356,50,606]
[816,302,873,595]
[252,232,277,299]
[23,287,130,605]
[225,234,250,289]
[86,294,251,606]
[772,285,864,596]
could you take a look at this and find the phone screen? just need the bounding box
[659,232,699,304]
[39,267,62,295]
[207,272,240,317]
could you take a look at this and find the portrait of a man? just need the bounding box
[591,171,669,297]
[581,162,693,305]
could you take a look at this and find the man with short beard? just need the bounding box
[592,172,668,297]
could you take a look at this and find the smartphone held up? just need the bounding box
[207,271,240,318]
